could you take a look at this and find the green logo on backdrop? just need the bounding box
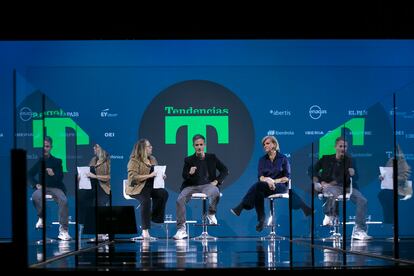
[33,118,89,172]
[164,106,229,155]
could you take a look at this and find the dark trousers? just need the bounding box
[239,181,288,222]
[291,191,310,212]
[378,189,396,224]
[131,185,169,230]
[78,185,110,225]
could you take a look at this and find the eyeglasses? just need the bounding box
[146,145,152,148]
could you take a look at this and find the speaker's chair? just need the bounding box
[261,180,291,240]
[319,178,353,242]
[191,192,222,241]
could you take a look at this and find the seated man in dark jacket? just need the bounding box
[312,136,371,240]
[29,136,71,241]
[173,134,228,240]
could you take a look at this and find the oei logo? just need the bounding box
[309,105,327,120]
[139,80,254,192]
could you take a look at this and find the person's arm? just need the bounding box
[269,156,290,184]
[28,160,40,189]
[312,158,322,184]
[89,173,111,182]
[127,159,156,185]
[90,159,111,181]
[257,157,276,190]
[257,157,265,181]
[214,155,228,185]
[51,158,64,183]
[182,157,196,180]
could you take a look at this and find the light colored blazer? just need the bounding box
[126,155,157,195]
[90,156,111,195]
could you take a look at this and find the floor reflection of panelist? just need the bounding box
[312,136,372,240]
[378,145,412,225]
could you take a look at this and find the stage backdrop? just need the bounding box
[1,40,414,239]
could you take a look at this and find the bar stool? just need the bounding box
[34,194,58,244]
[123,179,145,241]
[261,180,291,240]
[191,192,221,241]
[320,178,353,243]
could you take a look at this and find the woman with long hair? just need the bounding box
[126,138,169,239]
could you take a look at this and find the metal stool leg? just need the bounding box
[193,198,217,241]
[261,198,284,240]
[322,216,342,243]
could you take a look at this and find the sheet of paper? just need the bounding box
[380,166,393,190]
[77,166,92,189]
[153,165,166,189]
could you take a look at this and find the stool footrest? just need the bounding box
[194,223,219,227]
[192,232,217,240]
[36,237,57,245]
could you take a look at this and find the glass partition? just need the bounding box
[302,74,398,266]
[15,74,53,264]
[4,41,413,268]
[394,83,414,260]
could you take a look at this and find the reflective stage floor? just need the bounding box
[28,237,414,271]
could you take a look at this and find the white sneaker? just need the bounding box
[207,214,217,225]
[98,234,109,241]
[35,218,43,229]
[352,229,372,240]
[141,232,157,241]
[322,215,334,226]
[173,229,188,240]
[58,230,72,241]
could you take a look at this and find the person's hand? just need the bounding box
[278,177,289,183]
[189,166,197,175]
[163,173,167,180]
[348,168,355,176]
[36,184,42,190]
[321,181,330,190]
[149,171,157,178]
[211,180,218,186]
[87,172,97,179]
[379,174,384,181]
[314,182,322,192]
[266,177,275,190]
[46,168,54,176]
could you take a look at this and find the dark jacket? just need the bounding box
[181,153,228,191]
[257,152,291,181]
[313,154,353,188]
[28,155,66,193]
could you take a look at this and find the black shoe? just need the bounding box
[303,205,313,217]
[151,218,164,224]
[256,220,265,232]
[230,205,242,216]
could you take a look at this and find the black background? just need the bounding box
[1,2,413,40]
